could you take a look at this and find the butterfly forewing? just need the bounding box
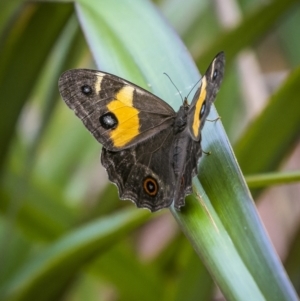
[187,52,225,141]
[58,69,176,151]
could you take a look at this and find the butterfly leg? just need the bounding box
[202,150,211,155]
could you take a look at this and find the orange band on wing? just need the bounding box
[192,77,207,138]
[107,85,140,147]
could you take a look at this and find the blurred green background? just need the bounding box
[0,0,300,300]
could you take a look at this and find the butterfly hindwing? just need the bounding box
[58,69,176,151]
[171,129,202,209]
[101,127,175,212]
[187,52,225,141]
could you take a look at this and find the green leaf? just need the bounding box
[0,208,150,301]
[1,1,299,300]
[234,66,300,175]
[194,0,299,70]
[245,171,300,188]
[89,245,164,301]
[0,0,24,38]
[285,231,300,293]
[0,2,72,172]
[173,243,214,301]
[0,169,76,241]
[72,0,298,300]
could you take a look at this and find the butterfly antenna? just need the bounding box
[186,77,202,100]
[163,73,184,104]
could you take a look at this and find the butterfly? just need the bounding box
[58,52,225,212]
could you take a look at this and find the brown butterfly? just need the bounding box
[58,52,225,211]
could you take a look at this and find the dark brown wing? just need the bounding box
[171,128,202,210]
[58,69,176,151]
[101,127,176,212]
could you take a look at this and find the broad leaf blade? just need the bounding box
[73,0,298,300]
[0,208,150,301]
[194,0,299,70]
[235,66,300,175]
[0,3,73,172]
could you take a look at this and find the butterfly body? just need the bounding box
[58,52,225,212]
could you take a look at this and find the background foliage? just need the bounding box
[0,0,300,300]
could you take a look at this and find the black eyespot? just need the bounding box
[143,177,158,197]
[99,112,118,130]
[81,85,92,95]
[212,69,218,80]
[200,101,206,118]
